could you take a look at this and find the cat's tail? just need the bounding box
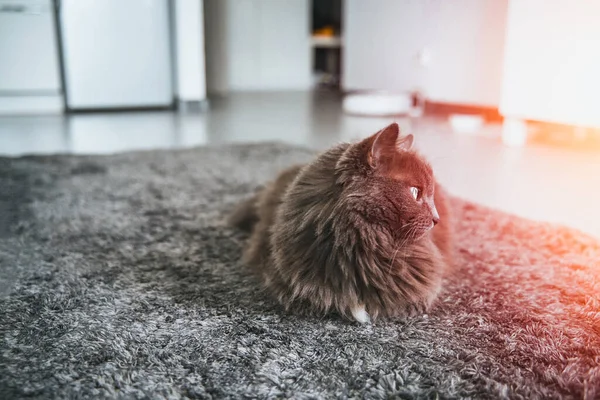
[228,192,260,232]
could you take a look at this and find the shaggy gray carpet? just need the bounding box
[1,143,599,399]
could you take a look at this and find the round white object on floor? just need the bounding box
[343,91,412,117]
[502,118,528,146]
[449,114,484,135]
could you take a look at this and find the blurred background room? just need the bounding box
[1,0,599,236]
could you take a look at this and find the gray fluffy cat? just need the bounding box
[229,123,453,323]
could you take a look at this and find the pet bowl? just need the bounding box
[343,91,413,117]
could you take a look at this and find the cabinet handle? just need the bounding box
[0,4,48,14]
[0,4,27,13]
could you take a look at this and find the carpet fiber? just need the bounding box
[1,143,599,399]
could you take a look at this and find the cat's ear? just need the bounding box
[397,133,414,151]
[369,123,400,167]
[368,123,417,167]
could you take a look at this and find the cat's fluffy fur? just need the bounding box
[229,123,453,322]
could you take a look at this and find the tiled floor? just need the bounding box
[1,91,599,237]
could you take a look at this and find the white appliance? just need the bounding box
[59,0,173,109]
[0,0,63,114]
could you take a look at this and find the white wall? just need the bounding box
[204,0,311,93]
[343,0,508,107]
[500,0,600,127]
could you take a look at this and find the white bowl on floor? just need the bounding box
[449,114,484,135]
[343,91,412,117]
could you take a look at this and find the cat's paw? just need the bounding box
[405,297,435,317]
[405,303,426,317]
[351,306,371,324]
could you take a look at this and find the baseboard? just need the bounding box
[177,99,210,112]
[0,95,64,115]
[424,101,503,122]
[526,120,600,150]
[66,104,175,114]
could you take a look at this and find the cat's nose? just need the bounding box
[432,216,439,226]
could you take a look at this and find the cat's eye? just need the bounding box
[410,187,420,200]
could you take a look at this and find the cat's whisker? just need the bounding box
[387,242,402,274]
[388,222,418,274]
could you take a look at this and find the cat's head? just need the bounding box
[338,122,439,240]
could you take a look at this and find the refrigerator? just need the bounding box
[59,0,173,110]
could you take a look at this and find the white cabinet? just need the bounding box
[59,0,173,109]
[0,0,63,113]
